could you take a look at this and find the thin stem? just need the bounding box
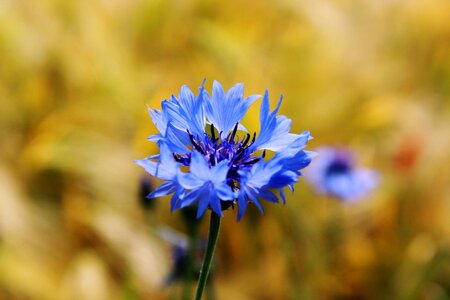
[194,212,221,300]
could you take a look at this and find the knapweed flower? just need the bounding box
[307,147,378,201]
[136,80,315,220]
[139,175,156,210]
[158,227,205,286]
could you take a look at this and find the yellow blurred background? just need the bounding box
[1,0,450,299]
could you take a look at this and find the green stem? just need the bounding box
[194,212,221,300]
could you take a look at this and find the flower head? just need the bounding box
[307,147,378,201]
[136,80,314,220]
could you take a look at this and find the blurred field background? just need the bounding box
[1,0,450,299]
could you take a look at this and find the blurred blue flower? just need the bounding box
[157,227,205,287]
[307,147,379,201]
[138,175,156,210]
[136,80,314,220]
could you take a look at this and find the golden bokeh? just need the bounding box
[1,0,449,299]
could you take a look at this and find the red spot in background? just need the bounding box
[392,135,423,173]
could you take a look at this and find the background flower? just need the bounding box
[307,147,379,201]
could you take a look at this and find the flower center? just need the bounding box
[172,123,262,189]
[326,159,351,176]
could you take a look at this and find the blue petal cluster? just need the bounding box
[307,147,378,201]
[136,80,315,220]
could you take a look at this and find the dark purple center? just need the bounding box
[172,123,262,192]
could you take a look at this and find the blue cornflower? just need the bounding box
[157,227,206,287]
[306,147,378,201]
[136,80,314,220]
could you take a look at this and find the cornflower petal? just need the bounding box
[176,188,203,210]
[170,188,184,212]
[205,81,259,136]
[279,188,287,205]
[162,85,206,137]
[215,182,235,199]
[148,107,167,137]
[164,123,191,154]
[208,193,223,217]
[177,172,205,190]
[134,143,177,180]
[148,181,177,198]
[196,189,210,218]
[252,91,300,152]
[189,151,211,182]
